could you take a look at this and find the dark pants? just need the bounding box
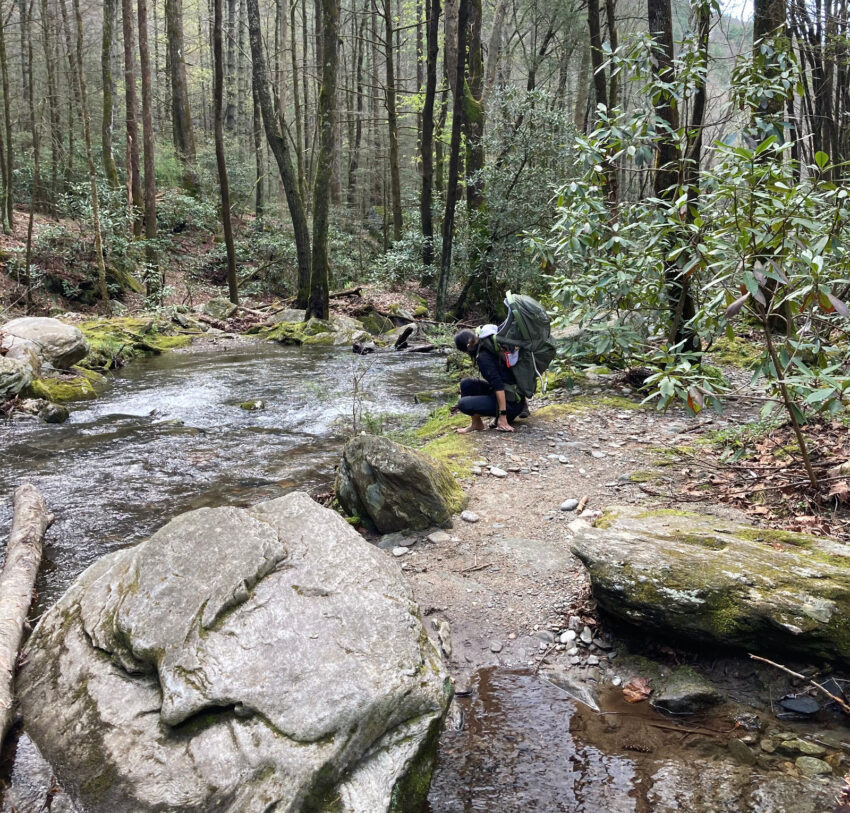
[457,377,524,420]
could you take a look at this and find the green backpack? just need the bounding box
[479,292,557,400]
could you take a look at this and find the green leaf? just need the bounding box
[815,151,830,169]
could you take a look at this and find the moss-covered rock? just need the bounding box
[336,435,467,533]
[26,367,107,402]
[261,315,369,347]
[570,506,850,665]
[78,317,194,371]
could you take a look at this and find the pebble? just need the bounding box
[392,547,409,557]
[591,451,606,459]
[560,630,577,645]
[460,510,480,523]
[580,626,593,645]
[728,739,756,765]
[536,630,556,643]
[490,641,503,653]
[427,531,451,544]
[560,499,579,512]
[569,656,581,665]
[612,676,622,687]
[567,647,579,656]
[489,467,508,478]
[568,616,582,631]
[579,468,587,475]
[558,455,569,464]
[587,655,600,666]
[471,466,483,475]
[779,738,827,757]
[795,756,833,777]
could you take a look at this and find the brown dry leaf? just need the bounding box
[623,677,652,704]
[828,480,850,503]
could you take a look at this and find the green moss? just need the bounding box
[628,470,664,484]
[413,305,428,318]
[421,438,472,508]
[636,508,703,520]
[79,316,197,371]
[677,533,728,551]
[535,394,644,420]
[594,509,620,529]
[413,406,468,441]
[737,527,822,548]
[709,336,762,369]
[26,367,106,402]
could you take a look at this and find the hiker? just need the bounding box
[453,328,526,434]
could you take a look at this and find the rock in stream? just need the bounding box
[17,492,451,813]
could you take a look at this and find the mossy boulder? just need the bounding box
[25,367,106,402]
[570,506,850,665]
[17,492,451,813]
[78,317,194,371]
[262,315,369,347]
[336,435,467,533]
[360,311,395,336]
[202,296,238,321]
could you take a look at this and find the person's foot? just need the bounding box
[457,416,486,434]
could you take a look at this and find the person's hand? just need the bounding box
[496,415,514,433]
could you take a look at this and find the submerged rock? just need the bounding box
[18,492,451,813]
[651,667,724,715]
[1,316,89,369]
[336,435,466,534]
[570,506,850,665]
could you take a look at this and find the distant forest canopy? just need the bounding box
[0,0,847,323]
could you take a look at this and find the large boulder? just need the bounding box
[0,355,34,398]
[570,506,850,664]
[18,492,451,813]
[1,316,89,369]
[336,435,466,533]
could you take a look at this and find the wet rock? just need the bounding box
[40,402,70,423]
[543,667,600,711]
[239,400,265,410]
[778,695,820,715]
[560,499,579,512]
[336,435,465,534]
[202,297,238,321]
[569,506,850,665]
[728,739,756,765]
[650,667,724,715]
[352,340,377,355]
[460,510,479,523]
[796,756,833,777]
[778,739,827,757]
[0,356,34,398]
[17,492,450,813]
[2,316,88,369]
[760,738,777,753]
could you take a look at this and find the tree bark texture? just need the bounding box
[122,0,144,237]
[101,0,119,187]
[0,3,14,231]
[309,0,339,319]
[436,0,468,320]
[0,485,53,749]
[138,0,160,300]
[420,0,440,266]
[246,0,312,307]
[380,0,403,241]
[165,0,199,194]
[213,0,238,304]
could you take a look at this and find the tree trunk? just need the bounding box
[247,0,312,307]
[165,0,199,194]
[40,0,62,214]
[0,3,14,232]
[0,485,53,749]
[587,0,608,113]
[65,0,110,306]
[308,0,339,319]
[102,0,119,187]
[252,80,264,226]
[420,0,440,265]
[213,0,238,304]
[380,0,403,241]
[573,46,590,131]
[122,0,144,237]
[605,0,619,108]
[138,0,160,302]
[224,0,236,128]
[465,0,484,212]
[290,0,307,203]
[347,1,366,208]
[436,0,468,320]
[483,0,507,104]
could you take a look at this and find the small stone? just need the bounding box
[569,656,581,665]
[591,451,607,459]
[729,739,756,765]
[579,468,587,475]
[587,655,600,666]
[612,676,622,687]
[795,756,832,777]
[460,510,480,523]
[508,633,517,640]
[567,647,579,656]
[392,546,409,557]
[490,641,503,653]
[536,630,556,644]
[580,626,593,644]
[558,456,569,464]
[489,467,508,478]
[778,695,820,715]
[560,499,580,512]
[568,616,582,632]
[240,400,265,411]
[471,466,483,475]
[560,630,577,645]
[760,738,777,754]
[427,531,451,544]
[779,739,827,757]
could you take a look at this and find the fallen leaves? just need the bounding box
[623,677,652,704]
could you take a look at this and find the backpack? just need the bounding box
[478,292,556,400]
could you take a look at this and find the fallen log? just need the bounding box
[0,484,52,747]
[196,313,227,330]
[329,286,362,299]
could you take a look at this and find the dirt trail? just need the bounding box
[403,382,758,684]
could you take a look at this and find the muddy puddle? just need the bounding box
[426,668,846,813]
